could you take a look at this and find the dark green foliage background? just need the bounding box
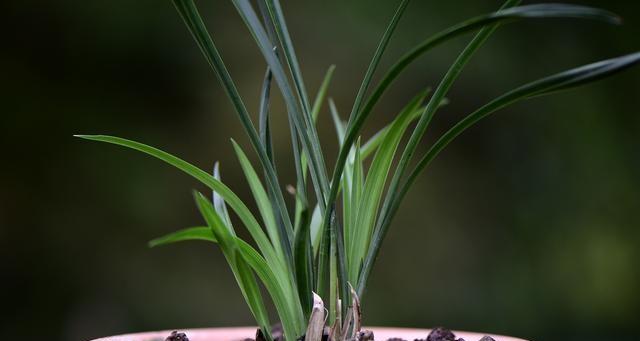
[1,0,638,340]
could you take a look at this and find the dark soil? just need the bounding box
[162,325,499,341]
[244,326,498,341]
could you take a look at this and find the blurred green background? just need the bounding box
[1,0,638,340]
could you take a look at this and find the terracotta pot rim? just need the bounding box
[90,326,528,341]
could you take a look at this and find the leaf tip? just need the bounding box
[229,138,240,149]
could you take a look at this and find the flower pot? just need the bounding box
[91,326,528,341]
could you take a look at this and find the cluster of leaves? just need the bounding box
[77,0,639,340]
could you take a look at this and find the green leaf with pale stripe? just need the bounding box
[213,162,234,229]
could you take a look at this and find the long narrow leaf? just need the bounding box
[74,135,283,270]
[348,0,411,121]
[213,162,234,229]
[311,65,337,123]
[194,192,273,341]
[171,0,295,260]
[295,65,336,231]
[357,0,521,294]
[231,139,288,264]
[231,0,330,207]
[346,139,363,265]
[358,51,640,295]
[293,207,313,318]
[317,1,411,312]
[348,90,428,284]
[329,99,346,145]
[324,2,621,247]
[360,94,447,159]
[148,226,216,248]
[355,3,620,128]
[258,68,275,165]
[263,0,312,117]
[236,237,307,339]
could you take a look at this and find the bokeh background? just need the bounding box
[2,0,639,340]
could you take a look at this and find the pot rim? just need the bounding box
[90,326,528,341]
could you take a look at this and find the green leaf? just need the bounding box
[74,135,283,270]
[171,0,295,263]
[329,98,346,145]
[348,0,411,122]
[358,0,522,295]
[356,3,620,128]
[258,68,276,173]
[317,1,411,307]
[236,237,306,339]
[195,192,236,254]
[345,139,363,267]
[325,2,621,250]
[347,90,428,284]
[311,65,336,123]
[193,192,273,341]
[295,65,336,231]
[309,204,323,255]
[213,162,234,229]
[148,226,216,248]
[293,207,313,318]
[231,0,330,207]
[263,0,313,117]
[360,93,445,160]
[412,51,640,190]
[231,139,290,265]
[258,68,275,165]
[358,50,640,296]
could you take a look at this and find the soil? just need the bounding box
[163,326,499,341]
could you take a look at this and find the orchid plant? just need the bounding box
[78,0,639,340]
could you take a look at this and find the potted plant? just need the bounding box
[79,0,639,340]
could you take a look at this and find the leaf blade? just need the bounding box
[193,192,273,341]
[74,135,283,270]
[358,50,640,295]
[231,139,289,265]
[148,226,216,248]
[325,2,622,246]
[171,0,296,263]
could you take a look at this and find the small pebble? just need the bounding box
[165,331,189,341]
[256,329,268,341]
[479,336,496,341]
[359,330,375,341]
[427,327,456,341]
